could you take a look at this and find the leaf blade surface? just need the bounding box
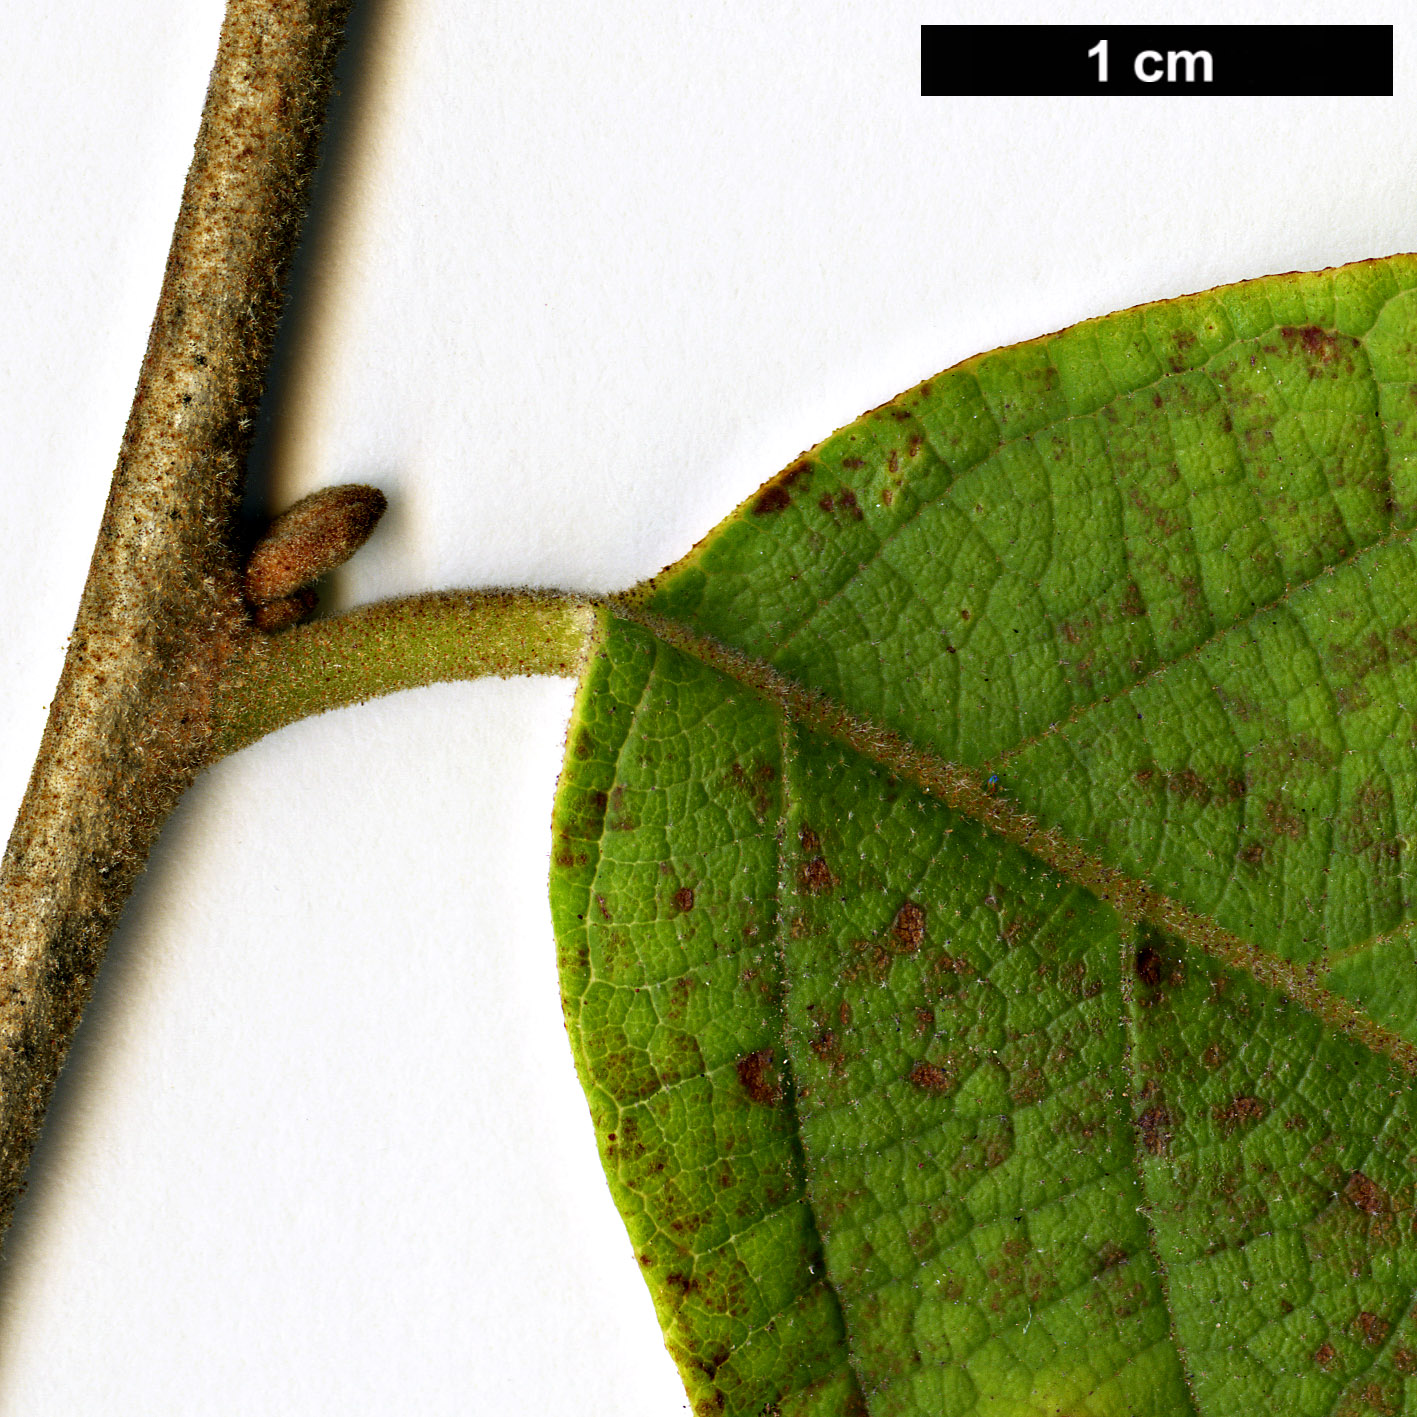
[552,256,1417,1415]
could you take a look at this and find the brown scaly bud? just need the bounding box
[244,484,387,607]
[250,587,320,633]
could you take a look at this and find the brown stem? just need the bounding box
[0,0,352,1243]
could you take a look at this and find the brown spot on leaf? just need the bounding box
[809,1029,843,1073]
[1342,777,1399,862]
[1009,1061,1047,1108]
[726,761,776,821]
[842,1387,870,1417]
[1095,1241,1129,1273]
[753,484,792,515]
[751,459,812,515]
[1213,1095,1267,1135]
[908,1060,955,1094]
[1281,324,1344,363]
[1346,1170,1390,1215]
[843,938,893,985]
[1313,1342,1338,1373]
[1133,936,1183,997]
[983,1121,1012,1169]
[1128,486,1184,539]
[891,901,926,952]
[796,824,835,892]
[736,1048,784,1106]
[674,886,695,913]
[1216,687,1259,723]
[1165,767,1211,804]
[1136,1105,1173,1155]
[1355,1311,1391,1347]
[1134,945,1163,989]
[1264,796,1308,840]
[1394,1347,1417,1375]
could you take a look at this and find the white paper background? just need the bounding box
[0,1,1408,1411]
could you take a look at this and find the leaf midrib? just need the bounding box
[610,597,1417,1080]
[640,311,1404,789]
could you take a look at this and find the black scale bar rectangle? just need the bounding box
[922,26,1393,97]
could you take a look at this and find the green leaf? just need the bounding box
[551,255,1417,1416]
